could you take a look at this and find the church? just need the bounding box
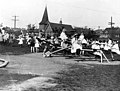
[39,6,74,38]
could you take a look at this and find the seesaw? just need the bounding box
[43,47,110,63]
[43,46,71,57]
[81,49,110,63]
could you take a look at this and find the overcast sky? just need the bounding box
[1,0,120,29]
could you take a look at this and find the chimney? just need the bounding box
[59,18,62,24]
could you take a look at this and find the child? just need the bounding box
[29,36,35,53]
[34,36,40,53]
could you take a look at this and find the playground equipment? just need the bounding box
[43,45,110,63]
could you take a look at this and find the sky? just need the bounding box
[1,0,120,29]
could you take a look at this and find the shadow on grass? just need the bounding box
[43,64,120,91]
[0,43,44,55]
[0,69,40,87]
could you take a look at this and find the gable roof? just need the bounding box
[49,22,73,31]
[104,27,120,34]
[39,6,49,25]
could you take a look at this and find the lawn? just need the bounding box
[43,64,120,91]
[0,40,44,55]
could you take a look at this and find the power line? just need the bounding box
[12,15,19,28]
[47,0,120,16]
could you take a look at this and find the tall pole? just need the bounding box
[12,15,19,28]
[108,16,115,39]
[108,16,115,28]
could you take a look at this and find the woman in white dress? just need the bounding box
[91,41,102,58]
[111,41,120,55]
[59,29,68,41]
[71,35,82,56]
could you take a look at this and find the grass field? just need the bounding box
[43,64,120,91]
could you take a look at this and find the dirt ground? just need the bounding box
[0,51,120,90]
[0,53,76,91]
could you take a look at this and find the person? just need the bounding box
[108,38,112,48]
[1,28,5,36]
[26,35,31,46]
[71,35,82,56]
[99,41,104,50]
[54,36,60,46]
[3,32,9,44]
[17,36,24,47]
[9,33,13,44]
[104,40,111,51]
[34,36,40,53]
[43,40,51,57]
[59,28,68,41]
[91,40,102,58]
[78,33,84,42]
[29,36,35,53]
[0,32,3,44]
[111,41,120,54]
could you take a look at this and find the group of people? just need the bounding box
[0,28,15,44]
[52,29,120,61]
[1,26,119,61]
[17,33,42,53]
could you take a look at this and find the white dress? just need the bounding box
[18,38,24,45]
[82,39,88,44]
[78,34,84,41]
[3,33,9,41]
[111,43,120,55]
[59,32,68,40]
[35,39,39,47]
[104,42,111,50]
[71,39,82,53]
[92,42,101,56]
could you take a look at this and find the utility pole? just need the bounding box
[12,15,19,28]
[108,16,115,39]
[108,16,115,28]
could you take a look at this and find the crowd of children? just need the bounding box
[0,28,15,45]
[70,32,120,60]
[1,27,120,61]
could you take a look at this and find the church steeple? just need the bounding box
[40,6,49,24]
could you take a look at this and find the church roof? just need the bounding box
[39,6,49,25]
[49,22,73,31]
[39,6,74,34]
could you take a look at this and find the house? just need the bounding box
[73,27,99,39]
[99,27,120,41]
[95,29,103,35]
[39,6,74,38]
